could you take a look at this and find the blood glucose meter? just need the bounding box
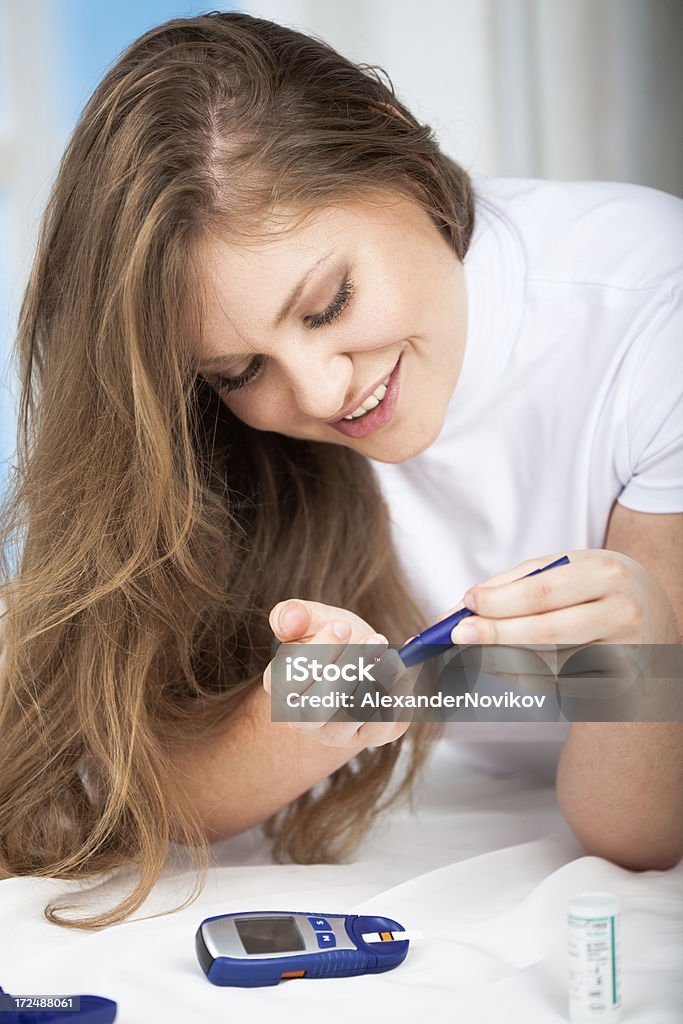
[195,911,411,987]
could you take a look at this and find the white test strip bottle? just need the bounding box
[568,892,621,1022]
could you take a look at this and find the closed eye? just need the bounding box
[305,274,355,329]
[211,355,265,394]
[207,274,355,394]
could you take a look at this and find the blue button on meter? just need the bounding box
[308,917,331,930]
[195,911,413,987]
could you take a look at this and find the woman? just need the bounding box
[0,11,680,931]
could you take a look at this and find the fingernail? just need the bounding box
[463,590,476,610]
[332,620,351,641]
[278,602,303,633]
[451,622,479,645]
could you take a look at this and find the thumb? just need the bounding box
[269,600,312,640]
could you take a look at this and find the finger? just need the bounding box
[383,669,419,713]
[285,633,391,746]
[321,716,411,747]
[371,646,410,689]
[311,714,364,747]
[270,599,364,642]
[454,644,597,688]
[451,644,570,679]
[267,618,353,713]
[450,599,609,648]
[269,600,313,640]
[433,552,579,623]
[323,644,418,743]
[460,647,642,701]
[464,561,604,621]
[296,632,389,722]
[468,551,578,592]
[334,632,389,680]
[445,646,561,697]
[356,719,412,747]
[305,634,411,741]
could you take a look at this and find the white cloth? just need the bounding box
[371,176,683,772]
[2,739,681,1023]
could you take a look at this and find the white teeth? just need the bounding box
[342,375,392,420]
[361,394,380,411]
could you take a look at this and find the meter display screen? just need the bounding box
[234,916,305,955]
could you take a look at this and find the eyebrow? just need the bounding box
[274,250,334,328]
[197,250,334,371]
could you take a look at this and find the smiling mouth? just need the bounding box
[328,354,402,438]
[339,372,392,421]
[330,355,400,425]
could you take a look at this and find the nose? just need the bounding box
[280,347,354,420]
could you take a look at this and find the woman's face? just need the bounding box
[197,190,468,463]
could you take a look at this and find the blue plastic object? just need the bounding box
[398,555,571,667]
[0,988,117,1023]
[195,911,410,987]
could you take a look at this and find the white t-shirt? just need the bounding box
[371,176,683,776]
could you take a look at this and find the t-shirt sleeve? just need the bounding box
[617,282,683,513]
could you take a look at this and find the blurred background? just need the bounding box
[1,0,682,495]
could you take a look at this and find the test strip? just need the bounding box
[361,929,424,943]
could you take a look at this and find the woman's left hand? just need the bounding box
[447,548,680,648]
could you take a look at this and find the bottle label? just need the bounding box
[568,913,621,1014]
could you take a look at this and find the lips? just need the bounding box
[328,367,393,424]
[328,355,402,439]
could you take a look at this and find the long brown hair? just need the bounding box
[0,11,475,929]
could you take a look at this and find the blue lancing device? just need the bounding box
[398,555,571,667]
[195,911,411,987]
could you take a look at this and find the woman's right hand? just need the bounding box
[264,599,417,749]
